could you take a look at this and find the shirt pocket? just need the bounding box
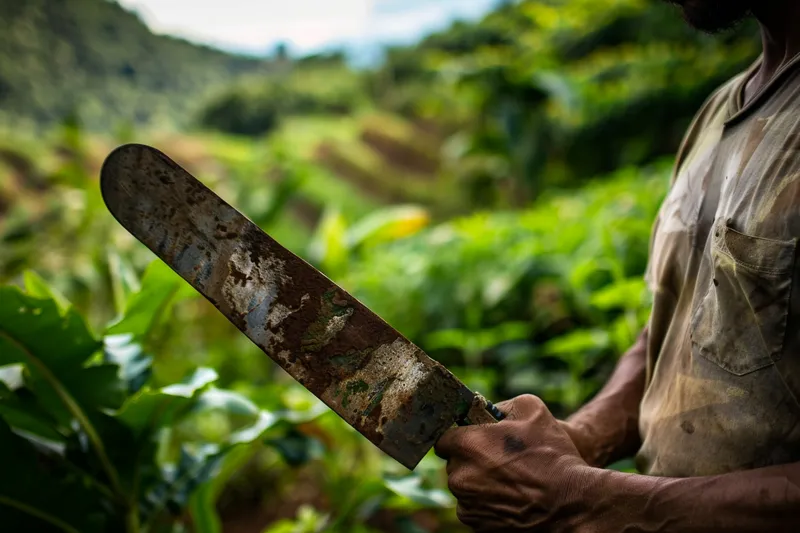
[690,221,797,376]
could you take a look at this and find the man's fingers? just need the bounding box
[436,424,503,461]
[437,395,553,463]
[435,426,471,459]
[495,394,548,421]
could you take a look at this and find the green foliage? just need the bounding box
[0,276,291,532]
[198,90,281,137]
[197,66,366,136]
[0,0,271,130]
[340,162,667,412]
[0,0,765,529]
[307,204,431,279]
[370,0,759,202]
[0,268,468,532]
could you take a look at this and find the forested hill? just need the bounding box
[0,0,268,129]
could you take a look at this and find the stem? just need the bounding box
[0,331,124,497]
[0,495,81,533]
[126,502,140,533]
[58,455,118,503]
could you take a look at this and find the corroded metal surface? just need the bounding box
[100,144,495,469]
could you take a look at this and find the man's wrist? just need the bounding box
[563,465,673,533]
[545,464,609,533]
[559,417,619,468]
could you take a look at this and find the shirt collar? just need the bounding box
[725,51,800,126]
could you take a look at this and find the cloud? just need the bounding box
[117,0,495,55]
[118,0,373,52]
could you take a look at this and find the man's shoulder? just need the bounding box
[671,62,758,176]
[692,67,751,129]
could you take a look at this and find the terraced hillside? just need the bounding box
[0,0,269,129]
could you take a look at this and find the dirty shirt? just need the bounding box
[638,55,800,477]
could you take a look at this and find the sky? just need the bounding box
[117,0,499,60]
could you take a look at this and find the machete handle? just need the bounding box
[457,393,505,426]
[485,400,505,421]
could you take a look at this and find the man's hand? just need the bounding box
[439,395,800,533]
[435,395,590,533]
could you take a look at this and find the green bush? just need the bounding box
[0,267,462,533]
[197,66,365,136]
[337,161,669,414]
[0,269,280,532]
[198,89,281,137]
[0,0,765,528]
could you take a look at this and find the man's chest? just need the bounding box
[652,109,800,297]
[639,106,800,477]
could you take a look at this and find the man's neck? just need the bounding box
[744,1,800,104]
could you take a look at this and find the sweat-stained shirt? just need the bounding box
[637,54,800,477]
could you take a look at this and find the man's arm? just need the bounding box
[560,327,648,467]
[435,394,799,533]
[574,461,800,532]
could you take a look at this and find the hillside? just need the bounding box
[0,0,268,129]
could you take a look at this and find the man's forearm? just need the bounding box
[574,461,800,532]
[561,328,648,467]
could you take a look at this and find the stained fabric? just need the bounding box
[638,54,800,477]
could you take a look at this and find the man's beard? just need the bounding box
[665,0,752,34]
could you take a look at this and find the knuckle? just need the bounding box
[447,468,472,496]
[520,393,545,407]
[447,472,464,494]
[495,399,512,410]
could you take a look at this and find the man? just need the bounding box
[435,1,800,531]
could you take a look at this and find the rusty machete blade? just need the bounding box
[100,143,497,470]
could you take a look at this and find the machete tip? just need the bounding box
[99,143,160,221]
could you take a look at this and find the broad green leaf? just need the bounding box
[0,287,124,494]
[193,388,260,417]
[142,445,224,526]
[106,260,185,339]
[187,424,272,533]
[0,287,100,375]
[0,364,23,390]
[265,428,325,467]
[544,329,610,356]
[424,322,531,352]
[0,381,64,447]
[22,363,127,424]
[452,367,499,397]
[590,278,647,311]
[178,389,277,444]
[106,249,141,317]
[103,334,153,395]
[345,205,430,249]
[307,207,348,276]
[162,368,218,397]
[0,419,111,533]
[145,406,278,529]
[262,505,330,533]
[117,367,218,435]
[384,475,454,508]
[22,271,71,312]
[188,483,221,533]
[187,445,255,533]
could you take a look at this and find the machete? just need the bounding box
[100,144,503,470]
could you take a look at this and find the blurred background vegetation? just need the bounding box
[0,0,760,532]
